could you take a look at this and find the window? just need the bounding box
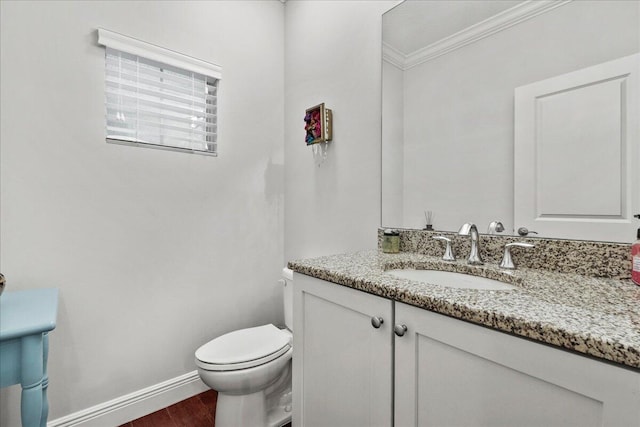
[98,29,221,155]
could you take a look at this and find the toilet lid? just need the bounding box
[195,324,291,368]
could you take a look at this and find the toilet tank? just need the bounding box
[282,267,294,331]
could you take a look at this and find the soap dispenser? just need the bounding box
[633,215,640,286]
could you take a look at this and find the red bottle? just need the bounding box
[633,215,640,286]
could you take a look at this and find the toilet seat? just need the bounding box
[196,324,292,372]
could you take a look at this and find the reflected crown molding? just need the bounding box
[383,0,572,71]
[382,42,406,69]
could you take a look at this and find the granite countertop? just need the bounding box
[288,250,640,370]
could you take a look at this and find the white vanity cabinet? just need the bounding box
[293,273,394,427]
[293,274,640,427]
[394,302,640,427]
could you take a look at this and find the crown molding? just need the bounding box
[382,42,406,70]
[383,0,572,71]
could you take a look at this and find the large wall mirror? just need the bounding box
[382,0,639,242]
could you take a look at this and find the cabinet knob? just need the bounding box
[371,316,384,329]
[394,324,408,337]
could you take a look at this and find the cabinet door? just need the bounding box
[395,302,640,427]
[293,274,393,427]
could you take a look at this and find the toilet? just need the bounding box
[195,268,294,427]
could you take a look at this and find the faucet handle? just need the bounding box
[500,242,534,270]
[433,236,455,261]
[487,221,505,234]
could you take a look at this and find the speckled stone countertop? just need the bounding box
[288,250,640,370]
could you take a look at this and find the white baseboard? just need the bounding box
[48,370,209,427]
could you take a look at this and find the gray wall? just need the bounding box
[284,0,395,261]
[382,60,405,227]
[0,0,284,423]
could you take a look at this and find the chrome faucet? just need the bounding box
[458,223,483,265]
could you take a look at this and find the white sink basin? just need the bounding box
[385,269,516,291]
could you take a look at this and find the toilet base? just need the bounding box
[216,391,265,427]
[266,389,292,427]
[215,387,291,427]
[214,362,292,427]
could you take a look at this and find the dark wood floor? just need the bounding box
[118,390,217,427]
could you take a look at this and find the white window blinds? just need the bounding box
[98,29,221,155]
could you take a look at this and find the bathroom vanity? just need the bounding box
[289,237,640,427]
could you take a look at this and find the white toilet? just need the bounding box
[195,268,294,427]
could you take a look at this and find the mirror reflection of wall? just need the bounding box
[382,0,639,242]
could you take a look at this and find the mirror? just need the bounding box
[382,0,639,242]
